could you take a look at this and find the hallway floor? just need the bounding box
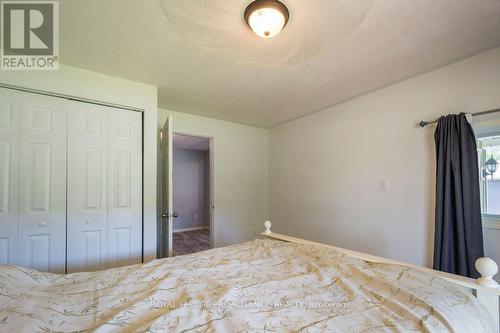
[173,228,210,256]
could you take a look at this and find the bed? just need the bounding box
[0,222,498,332]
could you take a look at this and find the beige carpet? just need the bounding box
[173,229,210,256]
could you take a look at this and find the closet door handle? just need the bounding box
[38,221,46,227]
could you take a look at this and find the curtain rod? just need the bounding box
[419,108,500,127]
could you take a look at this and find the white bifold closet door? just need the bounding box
[0,88,67,273]
[1,89,67,273]
[0,88,20,266]
[18,94,68,274]
[67,101,142,273]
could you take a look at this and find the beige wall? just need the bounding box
[0,65,159,262]
[269,47,500,268]
[159,109,269,247]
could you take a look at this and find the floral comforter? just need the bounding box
[0,239,495,332]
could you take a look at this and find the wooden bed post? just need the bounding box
[262,221,500,332]
[264,220,272,234]
[476,257,499,331]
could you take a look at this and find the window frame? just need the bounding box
[475,126,500,229]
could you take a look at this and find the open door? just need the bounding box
[160,116,173,257]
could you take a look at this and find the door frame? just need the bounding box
[171,131,215,251]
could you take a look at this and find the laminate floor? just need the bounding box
[173,229,210,256]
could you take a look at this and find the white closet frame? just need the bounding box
[0,84,144,273]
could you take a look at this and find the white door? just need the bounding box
[67,102,142,272]
[67,101,109,272]
[160,116,173,258]
[107,108,142,268]
[18,93,67,273]
[0,88,20,265]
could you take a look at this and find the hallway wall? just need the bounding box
[173,148,209,231]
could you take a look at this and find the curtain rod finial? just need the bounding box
[419,121,428,128]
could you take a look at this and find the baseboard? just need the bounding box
[173,226,209,233]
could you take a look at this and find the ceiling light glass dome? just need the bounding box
[245,0,289,38]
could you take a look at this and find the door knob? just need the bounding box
[38,221,46,227]
[161,213,179,218]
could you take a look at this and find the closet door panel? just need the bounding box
[67,101,108,273]
[0,88,20,265]
[107,109,142,268]
[18,94,67,273]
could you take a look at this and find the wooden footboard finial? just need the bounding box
[475,257,500,289]
[264,221,272,234]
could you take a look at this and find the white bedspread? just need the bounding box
[0,239,495,332]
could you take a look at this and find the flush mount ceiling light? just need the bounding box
[244,0,289,38]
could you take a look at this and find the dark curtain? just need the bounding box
[434,113,484,278]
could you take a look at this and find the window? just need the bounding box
[477,131,500,216]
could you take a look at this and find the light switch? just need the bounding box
[380,179,389,191]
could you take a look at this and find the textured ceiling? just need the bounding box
[60,0,500,128]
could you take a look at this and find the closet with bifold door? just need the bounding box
[0,87,143,274]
